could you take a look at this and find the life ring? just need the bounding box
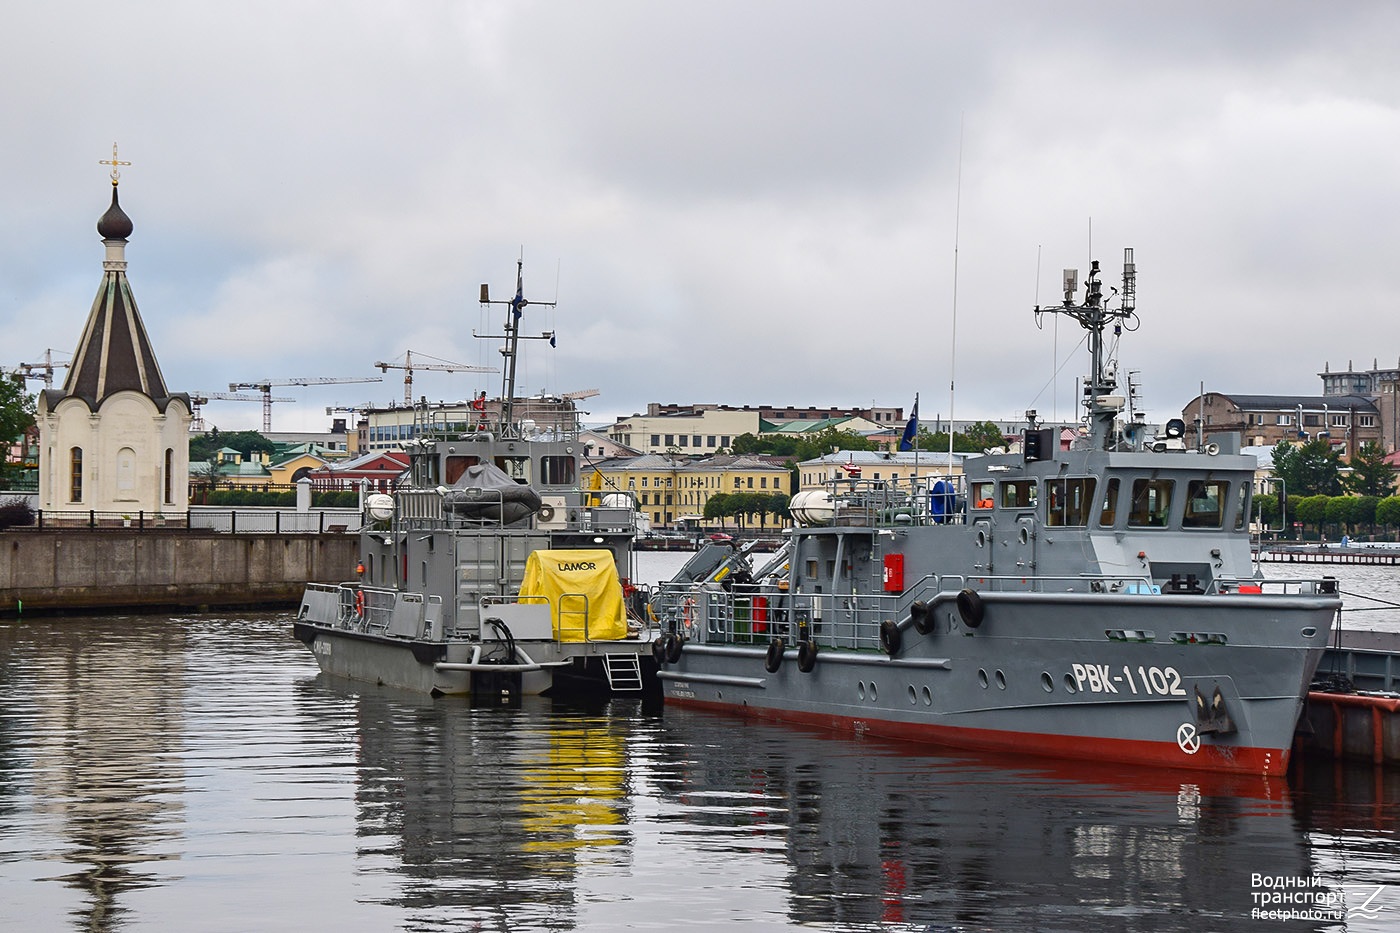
[354,589,365,619]
[764,637,785,673]
[910,600,933,635]
[879,620,902,657]
[681,597,697,636]
[797,639,819,673]
[957,588,985,628]
[665,632,684,664]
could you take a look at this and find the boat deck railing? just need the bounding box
[651,571,1339,650]
[820,474,969,528]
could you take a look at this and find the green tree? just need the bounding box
[1324,496,1359,537]
[1345,441,1396,498]
[765,492,790,525]
[1253,492,1281,530]
[189,429,277,463]
[0,378,36,460]
[1376,496,1400,532]
[911,420,1009,454]
[1271,439,1343,498]
[704,492,733,528]
[1354,495,1380,535]
[1293,495,1330,537]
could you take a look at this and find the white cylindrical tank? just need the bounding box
[789,489,834,526]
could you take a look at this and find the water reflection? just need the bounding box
[0,612,1395,932]
[332,685,639,931]
[0,617,185,932]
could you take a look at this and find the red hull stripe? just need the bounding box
[668,697,1289,776]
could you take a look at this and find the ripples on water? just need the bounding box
[1,593,1397,931]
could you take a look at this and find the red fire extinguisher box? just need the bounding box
[883,553,904,592]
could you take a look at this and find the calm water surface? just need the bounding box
[1,563,1398,932]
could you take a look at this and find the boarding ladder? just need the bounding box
[604,653,643,692]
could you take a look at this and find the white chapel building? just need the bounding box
[37,174,192,519]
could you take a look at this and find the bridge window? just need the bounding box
[539,456,575,485]
[1000,480,1037,509]
[1098,478,1120,526]
[971,482,994,509]
[1128,479,1174,527]
[1046,478,1096,526]
[1234,482,1250,531]
[444,455,480,484]
[1183,480,1227,528]
[494,456,530,483]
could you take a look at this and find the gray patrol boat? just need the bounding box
[295,261,654,698]
[651,250,1340,775]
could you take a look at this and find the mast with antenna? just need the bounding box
[477,256,558,439]
[1035,248,1137,451]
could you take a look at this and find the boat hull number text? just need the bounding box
[1071,663,1186,696]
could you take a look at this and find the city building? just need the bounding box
[360,396,580,451]
[605,402,909,456]
[1181,393,1381,458]
[36,169,192,519]
[1319,359,1400,452]
[586,453,790,529]
[796,450,965,491]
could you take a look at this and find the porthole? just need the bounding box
[1063,673,1078,693]
[922,686,933,706]
[1302,627,1317,638]
[977,668,989,689]
[1041,672,1054,693]
[1019,527,1030,545]
[975,529,987,548]
[995,670,1007,690]
[857,681,866,700]
[869,682,878,701]
[908,684,918,705]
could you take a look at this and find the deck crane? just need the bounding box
[189,391,295,432]
[373,351,495,406]
[227,376,383,432]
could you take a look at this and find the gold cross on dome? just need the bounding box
[99,142,132,185]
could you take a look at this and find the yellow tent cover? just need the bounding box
[518,549,628,642]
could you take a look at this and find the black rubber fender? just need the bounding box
[797,639,819,673]
[879,619,902,657]
[910,600,933,635]
[764,637,785,673]
[956,588,985,628]
[652,636,670,666]
[665,632,684,664]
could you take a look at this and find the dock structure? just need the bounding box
[1300,630,1400,766]
[1255,547,1400,566]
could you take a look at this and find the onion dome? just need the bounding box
[97,185,134,239]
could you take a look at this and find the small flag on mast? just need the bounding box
[510,268,527,320]
[899,395,919,451]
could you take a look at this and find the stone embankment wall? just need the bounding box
[0,530,359,613]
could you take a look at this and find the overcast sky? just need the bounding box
[4,1,1398,435]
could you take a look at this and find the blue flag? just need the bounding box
[510,270,527,320]
[899,396,919,451]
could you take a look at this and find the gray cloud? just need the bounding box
[4,1,1398,432]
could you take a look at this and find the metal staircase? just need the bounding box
[603,653,643,692]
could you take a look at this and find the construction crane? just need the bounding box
[227,376,383,432]
[189,391,295,433]
[374,351,495,406]
[8,349,71,388]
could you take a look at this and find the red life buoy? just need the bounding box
[355,589,365,618]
